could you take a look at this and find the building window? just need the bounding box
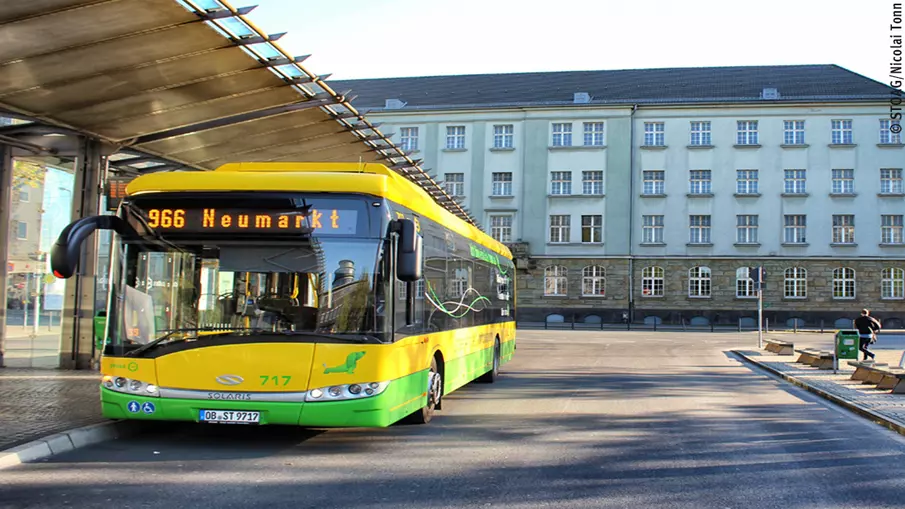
[783,120,805,144]
[552,123,572,146]
[881,267,905,299]
[881,168,904,194]
[832,169,854,194]
[689,170,712,194]
[784,215,807,243]
[397,280,425,300]
[784,169,807,194]
[833,267,856,299]
[489,215,512,243]
[641,266,664,297]
[880,119,903,144]
[15,221,27,240]
[689,215,711,244]
[581,215,602,243]
[550,171,572,195]
[493,124,514,148]
[642,170,665,194]
[736,267,756,298]
[642,215,664,243]
[737,215,758,243]
[688,266,711,298]
[491,172,512,196]
[549,215,570,243]
[784,267,808,298]
[446,126,466,149]
[583,122,605,146]
[581,170,603,195]
[644,122,665,146]
[400,127,419,151]
[444,173,464,197]
[736,169,759,194]
[690,121,711,146]
[736,120,758,145]
[832,119,853,144]
[832,214,855,244]
[18,189,29,202]
[882,215,904,244]
[544,266,567,296]
[581,266,606,296]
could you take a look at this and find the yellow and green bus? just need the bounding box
[51,162,516,426]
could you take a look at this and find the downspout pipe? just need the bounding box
[627,104,638,323]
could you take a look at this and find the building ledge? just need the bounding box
[639,145,667,150]
[830,243,858,247]
[442,148,467,152]
[734,193,761,198]
[686,144,714,149]
[734,242,761,247]
[781,144,809,149]
[686,242,713,247]
[546,242,582,246]
[877,143,904,148]
[546,193,605,198]
[733,144,761,149]
[488,195,514,199]
[640,193,667,198]
[686,193,714,198]
[828,143,857,148]
[489,147,515,152]
[548,145,606,151]
[880,243,905,247]
[781,193,809,197]
[781,242,809,247]
[639,242,666,247]
[878,193,905,197]
[830,193,857,198]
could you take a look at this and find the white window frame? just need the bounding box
[581,215,602,244]
[737,215,758,244]
[736,169,759,194]
[642,170,665,195]
[832,169,854,194]
[489,215,513,243]
[833,267,856,299]
[736,267,756,298]
[784,169,807,194]
[783,120,805,145]
[641,266,664,297]
[644,122,665,146]
[881,168,904,194]
[880,119,903,144]
[581,266,606,296]
[882,215,904,244]
[400,127,419,151]
[736,120,758,145]
[443,172,465,197]
[583,122,605,146]
[642,215,664,244]
[549,215,570,243]
[881,267,905,299]
[552,123,572,147]
[491,172,513,196]
[784,267,808,298]
[689,170,712,194]
[446,125,466,149]
[690,121,711,146]
[581,170,603,195]
[493,124,514,148]
[688,266,712,298]
[544,266,567,296]
[831,119,853,144]
[15,220,27,240]
[832,214,855,244]
[689,215,711,244]
[550,171,572,195]
[784,215,807,244]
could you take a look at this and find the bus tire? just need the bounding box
[403,355,442,424]
[478,337,501,383]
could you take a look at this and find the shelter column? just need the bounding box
[0,145,12,367]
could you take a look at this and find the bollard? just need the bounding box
[711,322,714,333]
[571,315,575,330]
[794,320,798,334]
[738,317,741,332]
[765,317,769,332]
[820,319,824,334]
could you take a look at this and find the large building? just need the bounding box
[331,65,905,328]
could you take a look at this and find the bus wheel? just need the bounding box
[478,338,500,383]
[405,356,442,424]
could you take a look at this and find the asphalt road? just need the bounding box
[4,330,905,509]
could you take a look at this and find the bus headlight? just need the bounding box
[305,381,389,402]
[102,376,160,398]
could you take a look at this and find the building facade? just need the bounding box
[333,65,905,327]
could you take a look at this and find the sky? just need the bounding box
[238,0,897,85]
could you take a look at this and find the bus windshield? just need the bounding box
[107,235,385,352]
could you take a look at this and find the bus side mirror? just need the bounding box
[51,216,131,279]
[395,219,422,282]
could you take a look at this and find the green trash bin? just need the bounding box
[835,329,860,360]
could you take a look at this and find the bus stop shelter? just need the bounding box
[0,0,475,369]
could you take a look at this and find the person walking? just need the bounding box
[854,308,882,361]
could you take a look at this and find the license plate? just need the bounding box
[199,409,260,424]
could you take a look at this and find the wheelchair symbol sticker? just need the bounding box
[141,402,156,414]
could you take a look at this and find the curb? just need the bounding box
[0,421,146,470]
[732,350,905,438]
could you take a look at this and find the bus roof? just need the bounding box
[125,162,513,259]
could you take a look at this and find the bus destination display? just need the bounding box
[143,208,358,235]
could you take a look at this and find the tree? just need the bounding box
[12,160,45,190]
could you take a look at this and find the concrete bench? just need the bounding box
[794,349,834,369]
[763,338,794,356]
[847,361,905,392]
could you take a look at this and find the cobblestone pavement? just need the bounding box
[0,369,103,450]
[736,345,905,430]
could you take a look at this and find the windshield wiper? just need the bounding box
[123,327,234,357]
[253,330,384,344]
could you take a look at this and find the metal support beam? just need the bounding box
[262,55,310,67]
[197,5,257,20]
[0,145,12,367]
[59,138,103,370]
